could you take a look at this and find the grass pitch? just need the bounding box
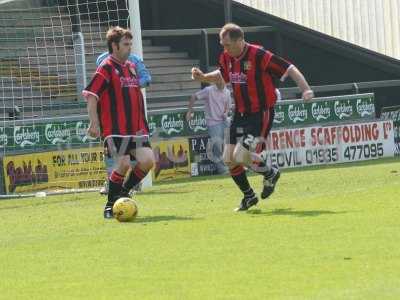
[1,158,400,299]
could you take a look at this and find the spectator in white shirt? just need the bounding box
[186,82,232,174]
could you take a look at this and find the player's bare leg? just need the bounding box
[239,137,281,201]
[120,147,154,197]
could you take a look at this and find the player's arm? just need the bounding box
[86,95,100,138]
[267,53,314,102]
[287,66,314,101]
[82,68,110,138]
[191,68,225,87]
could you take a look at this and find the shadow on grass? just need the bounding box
[134,215,195,223]
[246,208,348,217]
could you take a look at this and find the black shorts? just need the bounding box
[229,108,275,152]
[104,135,151,159]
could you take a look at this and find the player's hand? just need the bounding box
[302,89,314,102]
[186,110,194,122]
[191,67,204,81]
[87,122,100,138]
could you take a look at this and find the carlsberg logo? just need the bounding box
[161,115,184,135]
[273,111,285,124]
[14,126,40,147]
[356,98,375,117]
[311,102,331,121]
[188,115,207,132]
[45,123,71,144]
[288,104,307,123]
[334,101,353,119]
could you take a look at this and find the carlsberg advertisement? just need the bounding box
[0,94,375,152]
[147,93,375,138]
[0,120,98,151]
[148,111,207,138]
[273,93,375,127]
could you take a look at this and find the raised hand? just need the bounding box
[191,67,204,81]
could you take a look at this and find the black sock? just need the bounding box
[122,165,147,191]
[106,171,124,208]
[230,165,253,194]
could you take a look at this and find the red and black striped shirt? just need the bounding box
[83,56,148,138]
[219,43,291,113]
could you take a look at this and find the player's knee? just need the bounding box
[224,159,236,169]
[115,156,131,175]
[233,145,250,164]
[143,159,154,171]
[139,154,155,171]
[121,156,132,169]
[223,145,235,163]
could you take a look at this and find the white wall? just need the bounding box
[235,0,400,60]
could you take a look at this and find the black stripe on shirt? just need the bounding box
[108,83,120,135]
[114,63,133,134]
[255,48,267,110]
[240,50,252,113]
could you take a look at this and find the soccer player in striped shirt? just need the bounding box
[83,27,154,218]
[96,48,152,196]
[192,23,314,212]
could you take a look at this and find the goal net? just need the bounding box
[0,0,133,196]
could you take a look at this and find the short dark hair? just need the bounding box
[106,26,133,53]
[220,23,244,41]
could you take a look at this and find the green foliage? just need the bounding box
[1,158,400,299]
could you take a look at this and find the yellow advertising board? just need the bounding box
[152,138,191,181]
[3,147,106,193]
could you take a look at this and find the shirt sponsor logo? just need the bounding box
[229,72,247,84]
[288,104,307,123]
[311,102,331,121]
[120,76,138,88]
[334,100,353,119]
